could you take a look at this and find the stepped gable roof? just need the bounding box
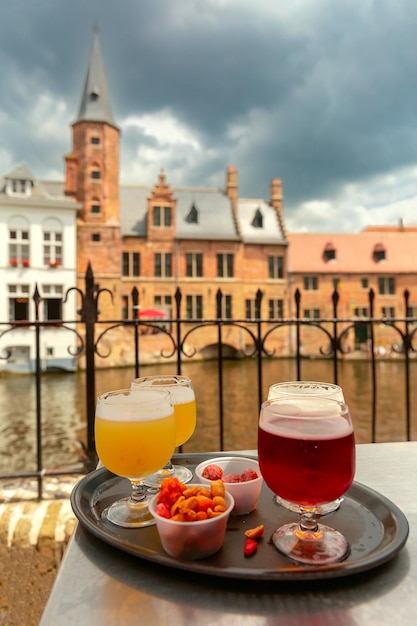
[237,198,287,244]
[287,231,417,273]
[75,28,116,128]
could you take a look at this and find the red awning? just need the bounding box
[138,308,167,318]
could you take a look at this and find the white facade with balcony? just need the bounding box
[0,164,81,372]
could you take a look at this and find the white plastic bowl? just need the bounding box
[194,456,263,516]
[149,486,234,560]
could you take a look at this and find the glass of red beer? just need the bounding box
[258,394,355,565]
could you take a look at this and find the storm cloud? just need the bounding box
[1,0,417,231]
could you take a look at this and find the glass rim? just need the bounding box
[131,375,192,388]
[268,380,342,392]
[97,387,171,404]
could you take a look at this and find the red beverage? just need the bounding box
[258,411,355,506]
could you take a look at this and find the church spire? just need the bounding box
[75,26,117,128]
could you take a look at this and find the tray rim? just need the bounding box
[70,452,410,581]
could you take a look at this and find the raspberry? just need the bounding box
[202,464,223,480]
[240,468,259,482]
[222,473,241,483]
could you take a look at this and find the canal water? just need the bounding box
[1,357,415,473]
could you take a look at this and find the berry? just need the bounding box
[240,468,259,482]
[202,464,223,480]
[222,473,241,483]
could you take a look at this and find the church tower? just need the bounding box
[65,28,121,318]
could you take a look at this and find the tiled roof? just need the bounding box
[287,232,417,273]
[238,199,286,244]
[42,180,286,243]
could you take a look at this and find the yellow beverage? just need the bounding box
[95,413,175,479]
[174,399,197,447]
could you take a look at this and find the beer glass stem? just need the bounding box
[129,480,148,504]
[299,509,319,533]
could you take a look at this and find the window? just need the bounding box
[354,307,368,317]
[155,253,172,277]
[186,294,203,319]
[121,295,129,320]
[92,233,101,242]
[378,277,395,295]
[122,253,129,276]
[218,295,232,319]
[304,308,320,319]
[245,298,257,320]
[304,276,318,290]
[373,243,386,262]
[153,206,172,227]
[7,179,31,197]
[382,306,395,317]
[9,229,30,267]
[155,295,172,318]
[323,243,336,261]
[42,285,63,322]
[217,253,234,278]
[132,253,140,276]
[8,284,30,321]
[91,201,101,214]
[185,203,198,224]
[91,169,101,180]
[122,252,140,277]
[361,278,369,289]
[268,255,284,279]
[186,253,203,277]
[43,230,63,266]
[268,299,284,319]
[251,208,263,228]
[91,136,100,145]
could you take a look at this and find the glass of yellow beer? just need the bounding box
[131,375,196,487]
[95,387,175,527]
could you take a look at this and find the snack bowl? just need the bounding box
[149,486,234,560]
[195,456,263,516]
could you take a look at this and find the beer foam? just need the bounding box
[97,389,173,421]
[132,379,195,405]
[261,414,353,440]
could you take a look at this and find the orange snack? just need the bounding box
[156,477,227,522]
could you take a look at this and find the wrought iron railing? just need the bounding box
[1,264,416,498]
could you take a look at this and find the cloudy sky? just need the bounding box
[1,0,417,232]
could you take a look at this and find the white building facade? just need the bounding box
[0,164,80,372]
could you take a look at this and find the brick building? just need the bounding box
[5,30,416,368]
[287,228,417,353]
[56,30,288,341]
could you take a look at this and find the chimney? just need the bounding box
[225,165,241,236]
[226,165,238,202]
[64,153,78,198]
[270,178,286,237]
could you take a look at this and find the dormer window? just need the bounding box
[6,179,32,197]
[373,243,386,262]
[153,206,172,227]
[185,203,199,224]
[251,208,263,228]
[323,242,336,262]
